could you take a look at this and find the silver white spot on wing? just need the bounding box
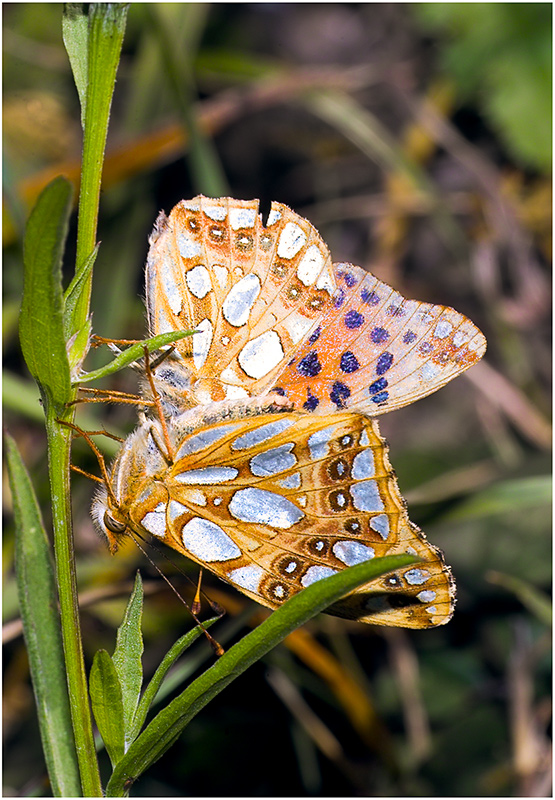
[229,208,256,229]
[228,488,304,528]
[283,313,313,344]
[315,266,335,294]
[349,480,384,512]
[332,541,375,566]
[168,500,188,522]
[417,590,437,603]
[277,222,307,259]
[351,449,375,479]
[404,568,429,585]
[452,330,469,348]
[359,428,370,447]
[192,318,213,370]
[224,384,250,399]
[277,473,302,489]
[296,244,324,286]
[369,514,389,540]
[186,265,211,299]
[231,418,296,450]
[181,517,241,562]
[141,503,166,537]
[175,423,241,458]
[238,330,285,379]
[175,466,239,484]
[222,274,261,327]
[204,205,227,221]
[178,234,201,259]
[301,565,337,587]
[434,319,453,339]
[307,425,337,460]
[227,564,264,592]
[266,208,281,226]
[249,444,296,477]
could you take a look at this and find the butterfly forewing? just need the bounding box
[94,409,454,628]
[146,197,485,416]
[270,262,486,415]
[146,197,336,405]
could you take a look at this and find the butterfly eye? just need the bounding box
[103,512,127,534]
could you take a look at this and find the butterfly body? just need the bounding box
[92,196,486,629]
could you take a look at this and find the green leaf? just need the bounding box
[74,329,197,384]
[89,650,125,767]
[112,573,144,747]
[130,617,219,742]
[73,2,129,329]
[19,176,73,411]
[443,475,551,521]
[487,571,552,627]
[5,432,81,797]
[106,554,418,795]
[62,3,90,126]
[64,243,99,338]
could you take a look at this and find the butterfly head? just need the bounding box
[91,483,128,554]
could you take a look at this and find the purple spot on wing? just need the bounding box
[340,351,360,373]
[371,327,389,344]
[376,352,393,375]
[330,381,351,409]
[344,310,364,329]
[334,289,346,308]
[308,326,321,344]
[369,377,388,395]
[361,288,380,306]
[297,351,321,377]
[371,391,389,404]
[403,331,417,344]
[303,389,319,411]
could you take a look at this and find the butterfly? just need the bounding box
[92,196,486,628]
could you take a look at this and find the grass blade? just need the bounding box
[5,432,81,797]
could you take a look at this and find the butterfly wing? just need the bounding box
[116,411,454,628]
[146,197,485,415]
[269,262,486,415]
[146,196,336,405]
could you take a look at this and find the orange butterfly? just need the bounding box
[93,197,486,628]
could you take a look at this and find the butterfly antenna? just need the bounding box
[130,530,225,657]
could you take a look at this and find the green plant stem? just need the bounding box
[46,404,103,797]
[73,4,128,333]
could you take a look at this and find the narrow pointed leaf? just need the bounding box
[112,573,144,745]
[19,176,73,410]
[89,650,125,766]
[62,3,90,125]
[130,617,219,742]
[5,432,81,797]
[74,329,196,383]
[64,243,99,339]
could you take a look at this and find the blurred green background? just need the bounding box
[3,3,551,797]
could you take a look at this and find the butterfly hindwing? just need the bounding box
[96,409,454,629]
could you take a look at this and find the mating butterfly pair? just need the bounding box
[93,196,486,628]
